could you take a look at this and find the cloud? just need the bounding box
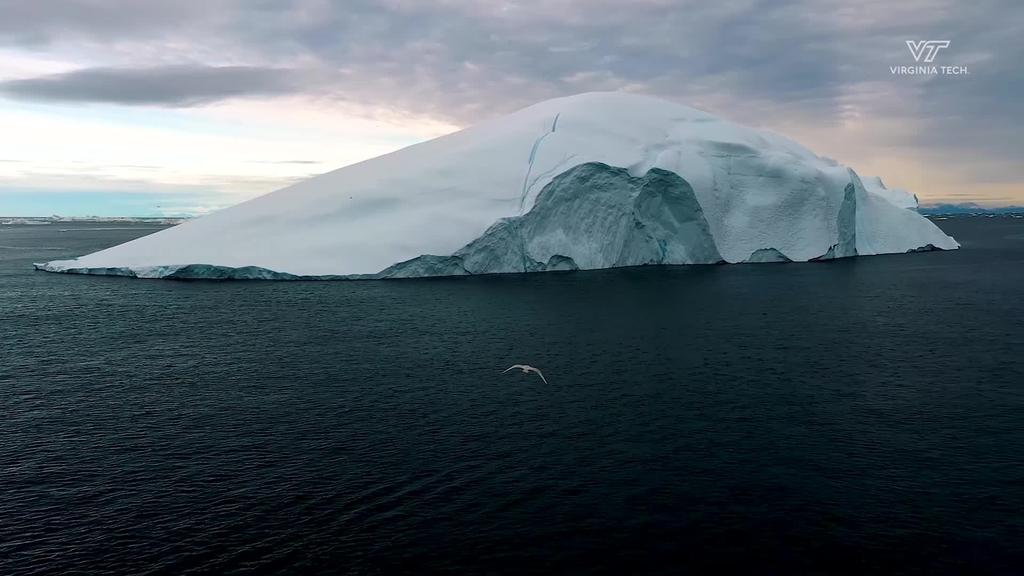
[2,1,1019,130]
[0,0,222,45]
[0,169,308,199]
[0,65,310,106]
[0,0,1020,202]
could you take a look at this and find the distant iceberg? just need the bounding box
[36,92,959,280]
[3,218,52,226]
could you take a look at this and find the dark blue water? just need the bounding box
[2,218,1023,574]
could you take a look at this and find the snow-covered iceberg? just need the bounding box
[36,92,958,280]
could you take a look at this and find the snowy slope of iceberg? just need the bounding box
[861,176,920,212]
[36,92,958,280]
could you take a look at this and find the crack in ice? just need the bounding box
[519,112,561,214]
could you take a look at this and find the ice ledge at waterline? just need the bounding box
[35,92,959,280]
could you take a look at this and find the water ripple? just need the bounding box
[2,219,1023,574]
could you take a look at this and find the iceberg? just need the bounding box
[35,92,959,280]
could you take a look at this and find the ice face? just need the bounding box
[474,163,723,271]
[378,162,724,279]
[742,248,792,263]
[861,175,920,212]
[36,92,960,280]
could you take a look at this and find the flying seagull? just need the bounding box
[502,364,548,384]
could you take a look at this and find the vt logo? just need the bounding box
[906,40,950,63]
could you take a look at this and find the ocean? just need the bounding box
[2,217,1022,574]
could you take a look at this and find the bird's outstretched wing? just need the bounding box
[528,367,548,384]
[502,364,526,374]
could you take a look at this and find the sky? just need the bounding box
[0,0,1021,216]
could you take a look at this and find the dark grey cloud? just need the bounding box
[218,0,1022,131]
[1,0,1021,184]
[0,65,307,106]
[0,0,217,45]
